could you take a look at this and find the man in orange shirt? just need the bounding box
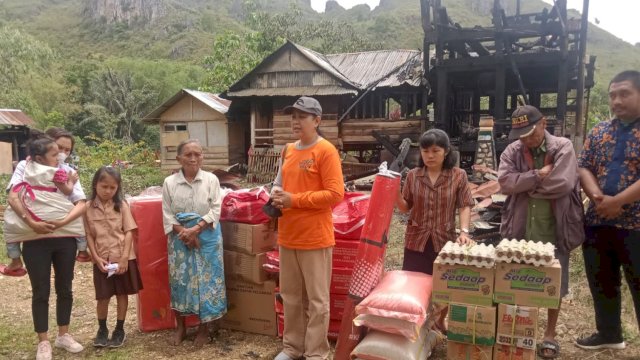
[271,97,345,360]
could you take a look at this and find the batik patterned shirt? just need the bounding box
[578,118,640,230]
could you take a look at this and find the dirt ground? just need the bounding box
[1,213,639,359]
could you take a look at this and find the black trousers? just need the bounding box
[22,237,77,333]
[582,226,640,340]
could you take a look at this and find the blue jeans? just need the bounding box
[6,237,86,260]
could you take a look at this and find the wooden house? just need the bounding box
[224,41,428,161]
[0,109,35,174]
[142,89,240,171]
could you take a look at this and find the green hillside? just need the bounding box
[0,0,638,137]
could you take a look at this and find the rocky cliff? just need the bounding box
[85,0,166,25]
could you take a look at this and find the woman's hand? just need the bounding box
[27,218,56,234]
[456,233,474,246]
[116,256,129,274]
[178,226,200,249]
[271,189,292,209]
[93,255,109,273]
[46,218,67,230]
[68,170,79,184]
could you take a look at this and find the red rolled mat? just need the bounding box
[129,196,199,332]
[334,169,400,359]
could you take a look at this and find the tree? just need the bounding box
[0,27,54,89]
[201,1,381,92]
[587,86,611,131]
[78,69,157,143]
[202,31,278,93]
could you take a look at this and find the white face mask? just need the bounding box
[57,152,68,165]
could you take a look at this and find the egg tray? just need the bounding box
[437,241,496,268]
[495,238,555,266]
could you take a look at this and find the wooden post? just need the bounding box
[250,101,256,147]
[556,0,569,136]
[435,69,448,131]
[573,0,590,150]
[493,0,506,122]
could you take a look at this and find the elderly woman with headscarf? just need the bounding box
[161,139,226,347]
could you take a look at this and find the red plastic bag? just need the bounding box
[220,187,270,224]
[332,192,370,240]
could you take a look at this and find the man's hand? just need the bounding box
[538,164,553,179]
[595,195,624,219]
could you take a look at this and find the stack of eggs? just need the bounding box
[495,238,555,266]
[438,242,496,268]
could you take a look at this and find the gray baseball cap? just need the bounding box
[283,96,322,116]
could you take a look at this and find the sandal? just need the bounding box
[0,264,27,277]
[76,253,91,262]
[537,340,560,359]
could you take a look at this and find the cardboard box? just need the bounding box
[494,260,561,309]
[221,221,276,254]
[496,304,538,350]
[224,250,268,284]
[493,344,536,360]
[448,304,497,346]
[447,341,493,360]
[333,239,358,269]
[330,267,353,295]
[221,279,277,336]
[433,259,495,306]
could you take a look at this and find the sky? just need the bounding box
[309,0,639,45]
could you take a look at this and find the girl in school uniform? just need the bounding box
[84,166,143,348]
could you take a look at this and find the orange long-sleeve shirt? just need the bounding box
[278,138,345,249]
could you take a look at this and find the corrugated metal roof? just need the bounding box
[291,43,357,88]
[225,41,424,99]
[183,89,230,114]
[327,50,422,88]
[375,53,424,88]
[227,86,357,97]
[142,89,230,123]
[0,109,35,126]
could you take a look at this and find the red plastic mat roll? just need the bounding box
[129,196,198,332]
[334,166,400,359]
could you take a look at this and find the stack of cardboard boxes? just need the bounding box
[493,259,561,360]
[433,244,562,360]
[433,256,496,359]
[220,221,278,336]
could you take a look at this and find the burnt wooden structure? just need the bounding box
[224,41,427,164]
[420,0,595,165]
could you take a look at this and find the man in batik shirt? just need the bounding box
[577,70,640,351]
